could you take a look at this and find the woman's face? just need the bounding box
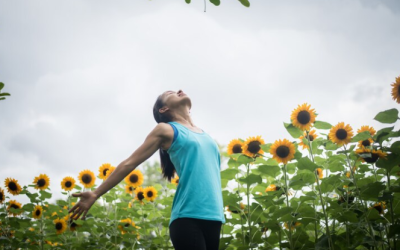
[160,89,191,113]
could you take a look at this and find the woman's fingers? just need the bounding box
[71,207,82,220]
[74,209,84,220]
[68,202,79,214]
[82,210,88,220]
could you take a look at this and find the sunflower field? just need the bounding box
[1,76,400,250]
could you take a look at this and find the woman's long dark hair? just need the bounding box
[153,93,176,182]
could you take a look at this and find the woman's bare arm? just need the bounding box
[93,123,169,198]
[68,123,171,220]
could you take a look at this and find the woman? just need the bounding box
[68,89,226,250]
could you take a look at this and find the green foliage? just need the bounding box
[0,82,10,101]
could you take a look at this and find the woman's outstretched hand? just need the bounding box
[68,191,98,220]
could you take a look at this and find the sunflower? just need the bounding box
[32,205,43,219]
[328,122,354,146]
[315,168,323,180]
[346,171,351,178]
[270,139,296,164]
[64,215,80,231]
[371,202,386,214]
[171,175,179,185]
[105,166,116,179]
[33,174,50,191]
[355,148,388,163]
[298,130,318,149]
[98,163,112,180]
[124,169,144,188]
[358,138,374,148]
[4,177,22,195]
[0,188,5,204]
[78,169,96,188]
[391,75,400,103]
[265,184,292,196]
[61,176,76,191]
[143,186,158,202]
[284,221,301,230]
[7,200,22,216]
[290,103,317,131]
[125,185,135,195]
[53,218,67,234]
[134,186,145,204]
[118,218,137,235]
[241,136,265,158]
[227,139,244,155]
[357,125,376,136]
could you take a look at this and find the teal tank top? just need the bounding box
[166,121,226,227]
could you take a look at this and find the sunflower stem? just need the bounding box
[344,144,377,248]
[246,163,252,249]
[307,130,333,249]
[278,224,283,250]
[386,170,396,250]
[283,163,293,250]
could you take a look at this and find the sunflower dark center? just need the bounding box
[297,111,311,125]
[130,174,138,183]
[0,192,3,200]
[82,174,92,184]
[308,135,314,141]
[8,182,17,191]
[37,179,46,187]
[35,209,41,216]
[247,141,261,154]
[275,186,281,191]
[276,146,290,158]
[373,204,383,214]
[232,144,242,153]
[147,191,153,197]
[362,140,371,147]
[71,222,77,227]
[176,179,179,184]
[364,153,379,163]
[336,129,348,140]
[65,181,72,188]
[398,85,400,94]
[55,222,63,230]
[103,169,109,176]
[11,204,19,209]
[129,186,133,191]
[137,192,144,200]
[125,223,130,227]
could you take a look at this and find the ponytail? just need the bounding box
[153,93,176,182]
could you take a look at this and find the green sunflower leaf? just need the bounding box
[376,152,400,172]
[297,157,319,172]
[359,181,386,201]
[350,131,372,142]
[258,165,281,178]
[238,174,262,185]
[314,121,332,129]
[374,108,399,124]
[0,82,4,90]
[39,190,52,200]
[221,168,240,179]
[284,122,303,138]
[238,0,250,7]
[209,0,220,6]
[185,0,191,3]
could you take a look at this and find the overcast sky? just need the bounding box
[1,0,400,205]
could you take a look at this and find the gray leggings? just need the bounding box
[169,217,222,250]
